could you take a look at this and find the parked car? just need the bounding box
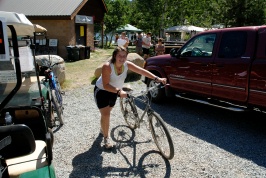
[143,25,266,113]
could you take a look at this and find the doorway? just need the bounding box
[75,25,86,45]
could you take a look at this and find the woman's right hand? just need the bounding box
[119,90,128,98]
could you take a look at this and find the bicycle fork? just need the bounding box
[145,109,154,132]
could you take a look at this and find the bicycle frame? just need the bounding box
[120,83,174,159]
[121,83,174,159]
[125,84,162,128]
[41,62,64,126]
[42,63,63,105]
[49,71,57,89]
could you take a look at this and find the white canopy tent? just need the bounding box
[164,25,205,33]
[164,25,205,41]
[116,24,142,33]
[116,24,143,42]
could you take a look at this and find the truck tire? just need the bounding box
[147,78,165,102]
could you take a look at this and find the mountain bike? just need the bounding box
[120,82,174,160]
[40,59,64,126]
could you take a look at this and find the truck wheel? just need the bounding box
[147,78,165,102]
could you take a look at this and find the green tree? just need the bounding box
[132,0,165,36]
[102,0,130,47]
[210,0,265,27]
[245,0,265,26]
[131,0,214,36]
[100,0,266,45]
[129,0,266,32]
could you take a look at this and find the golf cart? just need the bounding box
[0,11,56,177]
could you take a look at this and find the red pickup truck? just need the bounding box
[144,25,266,112]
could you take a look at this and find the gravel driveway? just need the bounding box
[53,81,266,178]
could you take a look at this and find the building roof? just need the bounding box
[0,0,107,17]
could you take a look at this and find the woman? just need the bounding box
[142,32,152,60]
[117,31,129,48]
[155,38,165,56]
[94,46,167,149]
[134,32,143,56]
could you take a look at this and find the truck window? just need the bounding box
[218,31,247,58]
[180,34,216,57]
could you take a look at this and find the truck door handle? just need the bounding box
[209,63,223,67]
[201,63,208,67]
[216,65,224,68]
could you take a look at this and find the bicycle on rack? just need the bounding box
[40,59,64,127]
[120,82,174,160]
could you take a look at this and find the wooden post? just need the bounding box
[101,21,104,48]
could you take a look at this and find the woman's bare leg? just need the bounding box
[99,106,113,138]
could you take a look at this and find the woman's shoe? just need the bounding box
[104,137,113,149]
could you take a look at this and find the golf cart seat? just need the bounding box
[0,124,49,177]
[0,107,47,141]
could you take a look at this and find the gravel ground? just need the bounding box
[53,81,266,178]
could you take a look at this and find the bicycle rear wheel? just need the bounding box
[120,97,138,129]
[51,89,64,125]
[55,77,63,108]
[56,77,64,97]
[149,112,174,159]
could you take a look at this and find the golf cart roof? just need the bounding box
[0,11,34,36]
[0,11,45,110]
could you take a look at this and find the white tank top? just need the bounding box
[96,62,128,90]
[117,38,127,47]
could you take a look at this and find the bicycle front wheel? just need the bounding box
[120,97,138,129]
[45,91,55,128]
[51,89,64,125]
[149,112,174,159]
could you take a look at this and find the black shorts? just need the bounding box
[94,86,118,109]
[142,48,150,55]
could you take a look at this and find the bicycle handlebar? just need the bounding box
[125,83,169,98]
[50,61,64,68]
[42,61,64,74]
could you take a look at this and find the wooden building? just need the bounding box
[0,0,107,59]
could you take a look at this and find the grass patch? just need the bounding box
[61,48,113,91]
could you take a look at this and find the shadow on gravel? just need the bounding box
[138,150,171,178]
[140,98,266,168]
[69,133,103,178]
[69,125,171,177]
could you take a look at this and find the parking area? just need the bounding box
[53,81,266,178]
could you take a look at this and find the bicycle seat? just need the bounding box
[122,87,133,92]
